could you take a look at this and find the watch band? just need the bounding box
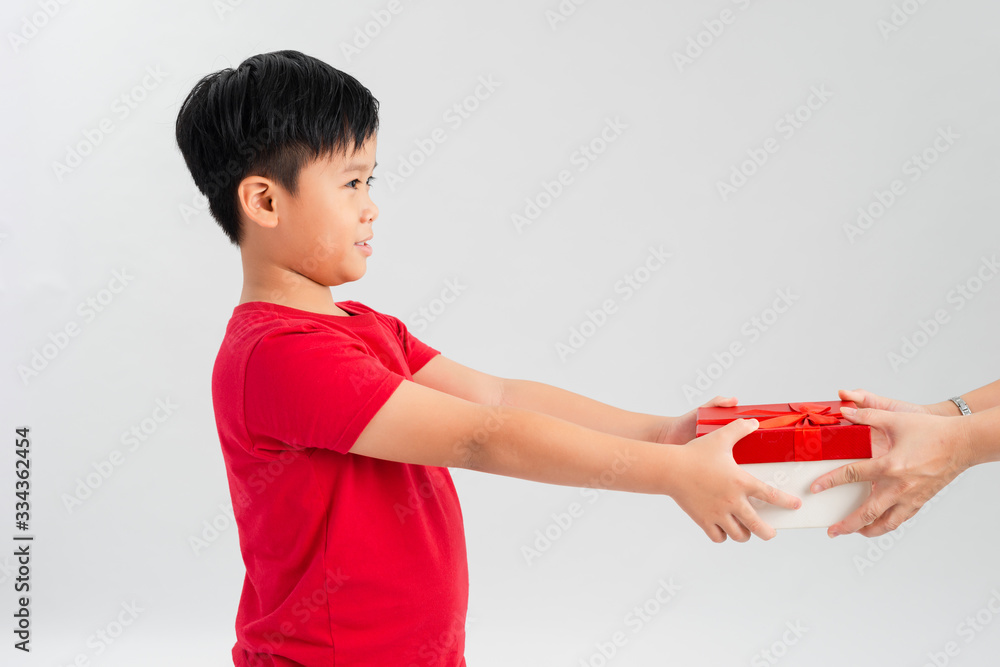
[949,396,972,416]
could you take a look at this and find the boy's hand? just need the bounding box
[658,395,739,444]
[669,418,802,543]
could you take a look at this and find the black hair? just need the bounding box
[174,49,379,246]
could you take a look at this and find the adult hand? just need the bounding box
[810,406,974,537]
[836,386,950,459]
[838,388,957,417]
[659,395,738,444]
[670,418,801,543]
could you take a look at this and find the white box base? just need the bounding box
[740,459,871,529]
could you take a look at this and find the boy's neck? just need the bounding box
[239,291,351,317]
[239,269,350,317]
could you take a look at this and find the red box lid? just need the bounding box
[696,400,871,464]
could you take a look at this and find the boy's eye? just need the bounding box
[347,177,376,189]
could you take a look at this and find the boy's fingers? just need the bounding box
[735,504,777,541]
[703,395,738,408]
[811,458,878,493]
[750,481,801,510]
[711,418,759,448]
[705,524,727,543]
[714,515,749,543]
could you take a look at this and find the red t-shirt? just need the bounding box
[211,299,468,666]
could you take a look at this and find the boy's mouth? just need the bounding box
[354,236,373,256]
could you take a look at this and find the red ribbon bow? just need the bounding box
[738,402,843,429]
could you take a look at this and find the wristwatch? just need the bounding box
[949,396,972,416]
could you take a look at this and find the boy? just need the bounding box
[174,49,800,666]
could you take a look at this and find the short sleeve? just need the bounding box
[243,330,405,456]
[386,315,440,375]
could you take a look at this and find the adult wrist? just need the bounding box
[954,413,980,470]
[949,396,972,416]
[929,399,963,416]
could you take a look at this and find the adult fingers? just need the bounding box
[827,485,898,537]
[838,388,869,405]
[840,406,896,431]
[857,502,918,538]
[838,388,892,411]
[844,407,924,460]
[811,457,880,494]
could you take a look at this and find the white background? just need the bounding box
[4,1,1000,665]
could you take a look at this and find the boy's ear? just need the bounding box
[237,176,280,230]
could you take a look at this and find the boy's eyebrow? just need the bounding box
[341,160,377,174]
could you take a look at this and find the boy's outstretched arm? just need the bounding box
[350,378,800,542]
[411,355,719,445]
[498,376,733,444]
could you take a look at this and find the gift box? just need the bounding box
[695,400,872,529]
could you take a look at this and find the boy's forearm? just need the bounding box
[499,378,670,443]
[461,403,679,496]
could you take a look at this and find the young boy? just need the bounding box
[174,49,800,667]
